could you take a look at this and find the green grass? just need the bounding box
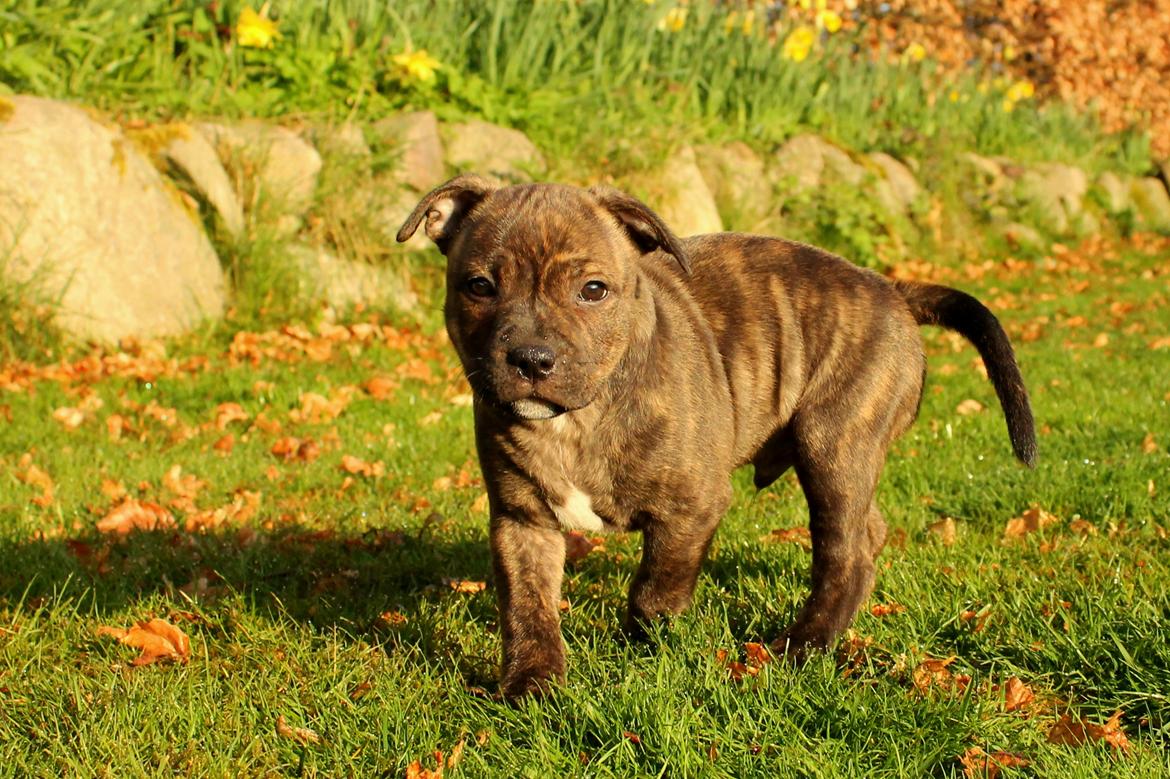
[0,0,1150,175]
[1,238,1168,775]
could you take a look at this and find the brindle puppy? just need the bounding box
[399,174,1035,698]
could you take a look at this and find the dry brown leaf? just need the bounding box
[52,406,85,430]
[339,454,385,478]
[928,517,957,546]
[419,410,444,426]
[471,493,490,514]
[564,530,605,563]
[760,527,812,549]
[213,434,235,455]
[96,618,190,665]
[1142,432,1160,454]
[445,579,486,594]
[955,399,985,416]
[870,602,906,618]
[912,656,969,696]
[96,499,175,535]
[15,457,54,506]
[275,714,321,745]
[1047,710,1129,751]
[405,750,445,779]
[270,436,320,463]
[1003,507,1059,541]
[960,747,1030,778]
[362,375,397,401]
[213,402,249,430]
[1067,518,1097,536]
[1003,677,1035,713]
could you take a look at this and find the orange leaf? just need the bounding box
[275,714,321,745]
[213,402,250,430]
[52,406,85,430]
[445,579,486,594]
[870,602,906,617]
[743,642,771,667]
[362,375,397,401]
[928,517,957,546]
[760,527,812,549]
[564,530,604,563]
[955,398,985,416]
[960,747,1030,778]
[270,436,320,463]
[96,499,175,535]
[339,454,385,478]
[1003,677,1035,712]
[1003,507,1059,541]
[96,618,190,665]
[1047,710,1129,751]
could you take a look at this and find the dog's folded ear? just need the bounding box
[397,174,497,254]
[588,186,691,274]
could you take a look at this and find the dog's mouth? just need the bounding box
[508,398,566,420]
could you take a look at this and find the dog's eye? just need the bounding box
[579,280,608,303]
[464,276,497,299]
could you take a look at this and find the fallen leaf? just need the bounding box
[15,458,54,506]
[419,410,444,426]
[960,747,1030,778]
[213,402,249,430]
[1003,507,1059,541]
[362,375,397,400]
[912,656,969,696]
[928,517,958,545]
[96,618,190,665]
[444,579,486,594]
[1068,518,1097,536]
[564,530,605,563]
[270,436,320,463]
[471,493,490,514]
[1047,710,1129,751]
[1142,432,1159,454]
[760,527,812,549]
[870,602,906,617]
[96,499,175,535]
[743,642,771,667]
[275,714,320,745]
[339,454,385,478]
[213,434,235,455]
[406,750,445,779]
[955,399,985,416]
[447,738,466,770]
[623,731,642,744]
[1003,677,1035,712]
[52,406,85,430]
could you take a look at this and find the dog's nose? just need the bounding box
[506,344,557,381]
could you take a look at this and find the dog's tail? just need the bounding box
[894,280,1037,466]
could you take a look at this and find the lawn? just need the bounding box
[1,235,1168,776]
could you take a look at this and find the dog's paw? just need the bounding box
[500,667,564,701]
[771,626,834,664]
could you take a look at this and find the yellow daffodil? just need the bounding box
[391,49,442,84]
[724,9,756,35]
[816,9,842,33]
[798,0,812,9]
[1002,98,1015,113]
[741,9,756,35]
[782,26,816,62]
[1005,80,1034,103]
[657,7,688,32]
[724,11,740,34]
[948,90,960,103]
[236,4,279,49]
[902,42,927,64]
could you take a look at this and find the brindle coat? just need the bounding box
[399,175,1036,698]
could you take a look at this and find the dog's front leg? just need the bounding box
[491,515,566,698]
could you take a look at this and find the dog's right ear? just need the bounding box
[588,186,691,274]
[397,174,496,255]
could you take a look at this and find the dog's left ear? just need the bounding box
[588,186,691,274]
[397,174,497,255]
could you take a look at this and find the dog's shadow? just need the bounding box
[0,519,502,686]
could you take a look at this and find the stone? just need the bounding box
[998,222,1046,252]
[1130,177,1170,230]
[624,146,723,237]
[960,152,1006,187]
[771,134,866,195]
[868,152,922,212]
[442,119,546,183]
[195,120,322,217]
[287,244,417,312]
[1017,163,1088,234]
[0,96,225,342]
[372,111,445,192]
[310,122,371,158]
[150,123,246,238]
[1095,171,1131,214]
[694,141,774,232]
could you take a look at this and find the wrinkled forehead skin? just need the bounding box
[446,184,635,279]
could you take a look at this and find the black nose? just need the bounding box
[506,344,557,381]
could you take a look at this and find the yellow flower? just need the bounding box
[391,49,442,84]
[725,9,756,35]
[1005,79,1034,103]
[741,9,756,35]
[1002,98,1015,113]
[798,0,812,9]
[902,42,927,63]
[948,90,960,103]
[236,4,279,49]
[816,9,842,33]
[657,7,688,32]
[724,11,740,34]
[782,26,816,62]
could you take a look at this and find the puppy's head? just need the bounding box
[399,174,688,421]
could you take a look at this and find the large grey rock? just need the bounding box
[625,146,723,237]
[868,152,922,213]
[372,111,445,192]
[694,141,775,232]
[195,120,322,218]
[1018,163,1088,234]
[1095,171,1131,214]
[771,134,865,194]
[960,152,1007,190]
[0,96,225,343]
[288,244,417,312]
[1131,177,1170,230]
[310,122,371,159]
[442,119,545,182]
[149,123,246,238]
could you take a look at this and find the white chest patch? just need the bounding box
[551,486,606,533]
